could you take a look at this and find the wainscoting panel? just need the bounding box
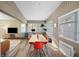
[59,40,74,57]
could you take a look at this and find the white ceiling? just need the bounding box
[0,12,15,20]
[14,1,62,21]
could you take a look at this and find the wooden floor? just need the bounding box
[7,40,65,57]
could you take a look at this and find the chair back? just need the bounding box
[34,42,43,49]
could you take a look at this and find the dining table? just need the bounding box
[28,34,48,56]
[28,34,48,43]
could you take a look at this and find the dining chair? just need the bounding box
[33,42,46,57]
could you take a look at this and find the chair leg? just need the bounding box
[36,49,40,57]
[27,44,32,56]
[45,45,48,55]
[33,48,37,57]
[32,48,37,57]
[42,48,47,57]
[34,49,41,57]
[39,49,42,57]
[38,49,46,57]
[38,49,41,56]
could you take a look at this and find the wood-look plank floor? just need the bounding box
[11,40,65,57]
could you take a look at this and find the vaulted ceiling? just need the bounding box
[14,1,62,21]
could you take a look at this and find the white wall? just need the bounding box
[0,20,22,36]
[46,19,53,38]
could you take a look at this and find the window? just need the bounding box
[27,23,41,33]
[58,9,79,43]
[21,24,26,33]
